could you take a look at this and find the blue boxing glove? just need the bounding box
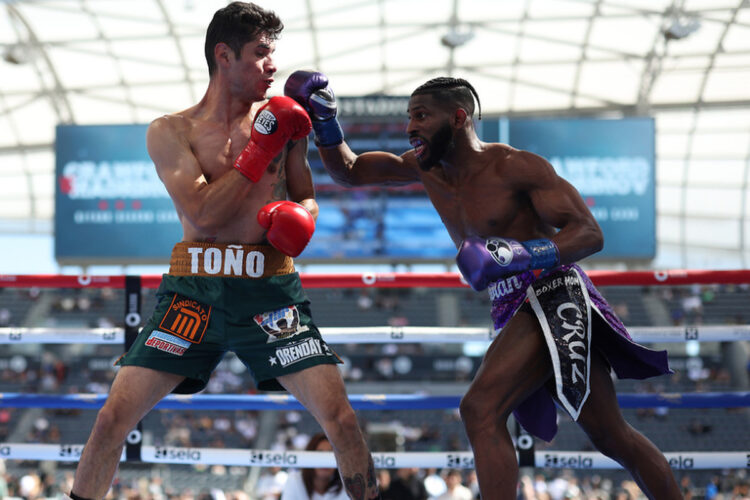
[456,236,560,291]
[284,70,344,147]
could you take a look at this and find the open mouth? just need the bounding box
[410,138,426,159]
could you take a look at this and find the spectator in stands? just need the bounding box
[464,470,479,499]
[382,467,428,500]
[685,416,713,436]
[0,461,9,499]
[436,470,473,500]
[0,307,11,326]
[281,432,347,500]
[377,470,392,497]
[255,466,288,500]
[423,468,446,498]
[732,476,750,499]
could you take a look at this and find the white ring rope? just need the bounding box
[1,324,748,344]
[0,444,745,470]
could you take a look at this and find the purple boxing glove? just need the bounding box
[456,236,560,291]
[284,70,343,147]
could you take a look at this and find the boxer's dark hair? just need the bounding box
[205,2,283,76]
[412,77,482,120]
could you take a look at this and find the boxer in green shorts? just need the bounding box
[118,242,342,394]
[69,4,381,500]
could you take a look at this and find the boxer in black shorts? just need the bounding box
[68,4,380,500]
[285,71,682,499]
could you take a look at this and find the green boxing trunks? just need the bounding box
[117,241,341,393]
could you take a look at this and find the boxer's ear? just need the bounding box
[214,42,232,69]
[453,108,469,128]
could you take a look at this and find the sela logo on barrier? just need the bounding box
[372,454,397,468]
[684,327,699,340]
[154,447,201,462]
[248,450,298,466]
[445,454,474,469]
[668,455,695,469]
[543,454,594,469]
[59,445,83,459]
[0,445,10,456]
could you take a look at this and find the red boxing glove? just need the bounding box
[257,201,315,257]
[234,96,312,182]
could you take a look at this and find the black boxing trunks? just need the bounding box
[489,264,671,441]
[117,242,341,393]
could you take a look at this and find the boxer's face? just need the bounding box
[227,33,277,102]
[407,94,455,171]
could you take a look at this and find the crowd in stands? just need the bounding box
[3,458,750,499]
[0,283,748,499]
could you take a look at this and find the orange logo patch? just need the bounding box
[158,294,211,343]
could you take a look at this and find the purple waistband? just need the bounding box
[489,265,631,341]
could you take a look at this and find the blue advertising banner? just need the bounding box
[55,124,182,264]
[502,117,656,259]
[55,114,655,263]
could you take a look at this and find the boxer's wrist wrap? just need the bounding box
[523,238,560,270]
[312,118,344,148]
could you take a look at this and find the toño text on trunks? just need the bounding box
[117,241,341,393]
[488,264,671,442]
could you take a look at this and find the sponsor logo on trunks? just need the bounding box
[0,445,10,456]
[154,446,201,462]
[158,294,211,343]
[269,337,326,367]
[248,450,299,466]
[253,109,278,135]
[145,330,190,356]
[543,453,593,469]
[530,269,591,419]
[488,274,524,300]
[254,306,309,343]
[557,302,587,385]
[186,246,266,277]
[533,275,580,296]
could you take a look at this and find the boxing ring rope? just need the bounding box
[1,391,748,411]
[4,268,750,288]
[2,324,750,344]
[1,270,749,470]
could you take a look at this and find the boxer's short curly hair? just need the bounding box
[205,2,283,76]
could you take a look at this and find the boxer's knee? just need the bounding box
[90,403,136,445]
[460,389,505,437]
[317,400,361,442]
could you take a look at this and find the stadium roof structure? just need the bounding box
[1,0,749,268]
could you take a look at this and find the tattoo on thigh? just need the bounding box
[344,473,366,500]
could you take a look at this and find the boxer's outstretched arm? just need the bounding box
[318,142,420,187]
